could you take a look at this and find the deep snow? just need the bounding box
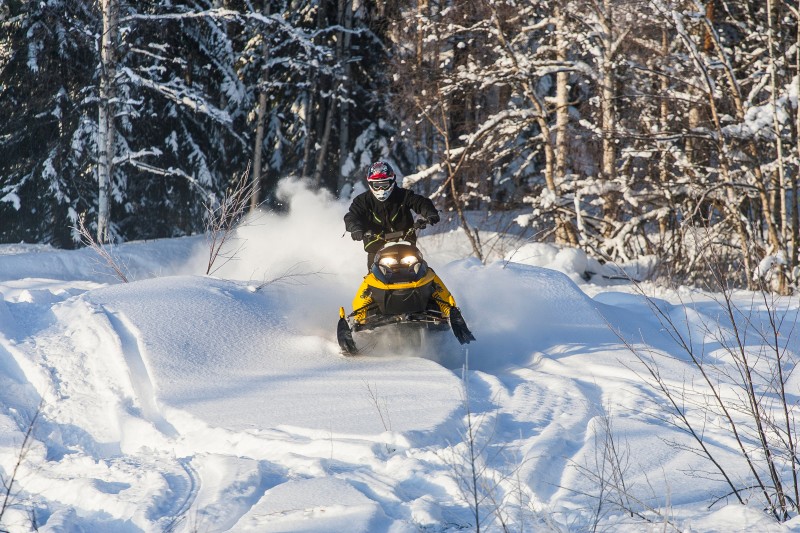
[0,180,799,532]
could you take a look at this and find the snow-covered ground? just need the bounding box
[1,180,799,532]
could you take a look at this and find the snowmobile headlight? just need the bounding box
[400,255,418,266]
[378,256,398,267]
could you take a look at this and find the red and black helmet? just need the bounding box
[366,161,396,201]
[366,161,396,182]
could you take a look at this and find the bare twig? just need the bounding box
[250,262,326,292]
[606,235,800,521]
[75,213,129,283]
[439,358,516,532]
[1,402,42,529]
[567,432,682,532]
[363,381,392,433]
[205,166,259,276]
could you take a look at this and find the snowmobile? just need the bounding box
[337,220,475,355]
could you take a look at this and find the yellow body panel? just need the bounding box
[350,269,455,324]
[364,269,436,291]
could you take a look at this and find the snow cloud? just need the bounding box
[202,178,365,338]
[209,178,364,285]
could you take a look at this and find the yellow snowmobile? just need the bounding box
[337,221,475,355]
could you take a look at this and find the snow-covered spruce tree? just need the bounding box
[118,0,385,237]
[0,0,246,244]
[386,0,501,260]
[330,2,391,196]
[310,0,395,197]
[129,0,388,209]
[0,0,99,247]
[120,0,384,235]
[111,1,253,241]
[0,0,376,244]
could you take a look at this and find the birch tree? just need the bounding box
[97,0,119,243]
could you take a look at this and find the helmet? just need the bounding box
[366,161,396,202]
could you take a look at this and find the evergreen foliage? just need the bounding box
[1,0,799,290]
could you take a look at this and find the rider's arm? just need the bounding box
[344,194,369,233]
[406,191,438,220]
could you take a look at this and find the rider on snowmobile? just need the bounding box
[344,161,440,269]
[337,161,474,353]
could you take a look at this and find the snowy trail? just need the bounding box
[1,223,798,532]
[0,263,665,531]
[0,272,473,531]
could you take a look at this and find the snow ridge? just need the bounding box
[0,216,797,531]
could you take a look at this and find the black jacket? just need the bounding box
[344,187,438,253]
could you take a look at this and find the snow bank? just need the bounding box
[1,180,798,533]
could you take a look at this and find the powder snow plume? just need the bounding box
[209,178,363,282]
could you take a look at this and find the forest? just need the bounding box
[1,0,798,292]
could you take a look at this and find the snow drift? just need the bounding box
[0,180,797,532]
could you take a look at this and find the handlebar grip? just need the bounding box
[383,230,404,240]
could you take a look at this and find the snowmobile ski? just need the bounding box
[337,308,358,355]
[449,306,475,345]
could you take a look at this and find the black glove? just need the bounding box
[351,229,364,241]
[427,213,440,225]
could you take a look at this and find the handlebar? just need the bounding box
[371,219,428,243]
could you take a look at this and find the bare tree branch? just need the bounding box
[75,213,129,283]
[204,166,259,276]
[0,402,42,529]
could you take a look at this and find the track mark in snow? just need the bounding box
[188,456,288,531]
[104,308,178,437]
[472,364,603,505]
[150,457,200,530]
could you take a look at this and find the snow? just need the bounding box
[1,181,799,532]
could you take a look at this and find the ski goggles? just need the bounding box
[368,179,395,191]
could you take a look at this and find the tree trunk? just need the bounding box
[555,4,578,245]
[97,0,119,244]
[302,2,326,178]
[794,7,800,275]
[250,3,271,212]
[416,0,431,176]
[598,0,617,236]
[337,0,352,193]
[301,89,316,178]
[767,0,788,293]
[658,26,672,249]
[313,99,335,187]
